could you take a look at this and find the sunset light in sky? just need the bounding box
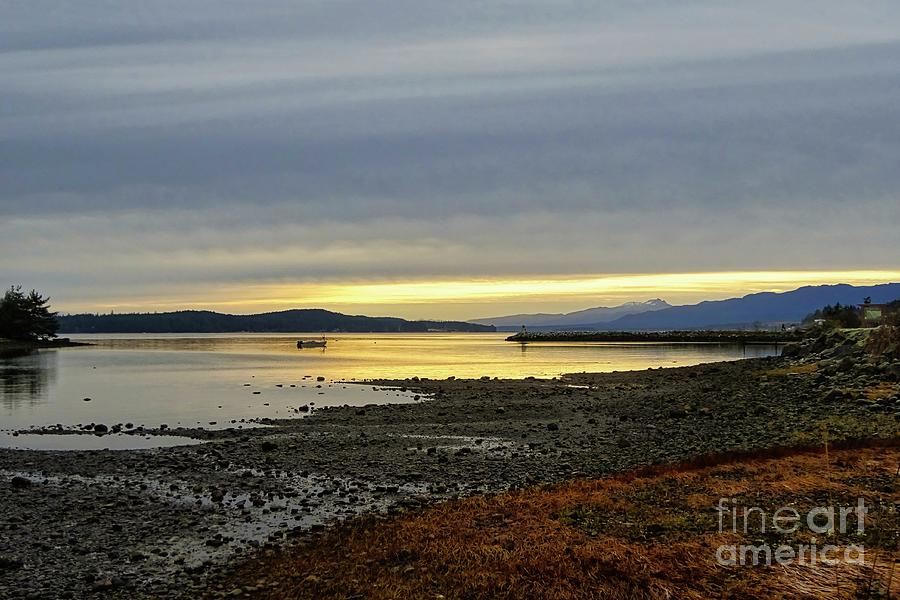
[4,3,900,595]
[59,270,900,320]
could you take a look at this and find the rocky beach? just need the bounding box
[1,329,898,599]
[7,1,900,595]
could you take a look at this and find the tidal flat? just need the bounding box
[1,331,898,599]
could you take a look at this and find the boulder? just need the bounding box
[10,476,31,489]
[0,555,24,571]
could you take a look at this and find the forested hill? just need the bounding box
[58,309,495,333]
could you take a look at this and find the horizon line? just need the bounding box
[49,273,900,320]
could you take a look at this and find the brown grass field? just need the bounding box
[215,441,900,599]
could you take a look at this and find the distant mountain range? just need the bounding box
[58,309,495,334]
[474,283,900,331]
[472,299,671,331]
[594,283,900,331]
[56,282,900,334]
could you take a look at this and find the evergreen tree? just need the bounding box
[803,302,861,328]
[0,286,59,341]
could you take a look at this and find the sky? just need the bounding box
[2,1,899,320]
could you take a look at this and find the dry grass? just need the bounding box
[763,363,819,377]
[864,382,900,401]
[217,443,900,600]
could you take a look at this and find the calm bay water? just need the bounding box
[1,333,780,435]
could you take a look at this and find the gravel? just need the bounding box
[1,331,897,599]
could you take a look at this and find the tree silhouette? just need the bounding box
[803,302,862,328]
[0,286,59,341]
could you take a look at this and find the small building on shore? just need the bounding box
[859,303,888,327]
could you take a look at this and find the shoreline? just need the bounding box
[0,337,92,358]
[0,330,898,598]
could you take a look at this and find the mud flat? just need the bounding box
[0,330,898,599]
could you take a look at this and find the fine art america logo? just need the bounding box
[716,498,868,566]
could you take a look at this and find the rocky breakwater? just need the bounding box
[778,326,900,422]
[506,330,804,343]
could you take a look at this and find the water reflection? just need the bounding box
[0,351,57,409]
[1,333,782,430]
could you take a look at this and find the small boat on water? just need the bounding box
[297,337,327,348]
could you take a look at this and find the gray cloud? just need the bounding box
[2,1,900,312]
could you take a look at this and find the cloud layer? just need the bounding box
[3,1,899,317]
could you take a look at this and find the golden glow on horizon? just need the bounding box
[258,270,900,305]
[67,270,900,319]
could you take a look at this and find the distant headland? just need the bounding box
[57,308,495,334]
